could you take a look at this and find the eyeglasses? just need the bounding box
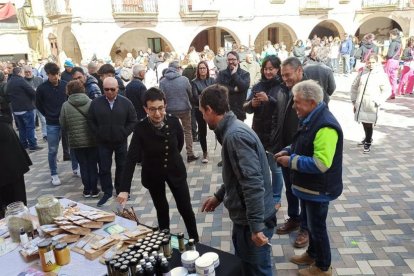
[227,58,237,62]
[148,106,165,114]
[104,87,117,92]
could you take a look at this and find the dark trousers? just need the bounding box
[98,142,127,196]
[191,108,198,139]
[61,128,70,159]
[147,177,199,242]
[195,109,207,153]
[281,166,300,219]
[302,199,331,271]
[15,110,37,149]
[362,122,373,142]
[74,147,99,194]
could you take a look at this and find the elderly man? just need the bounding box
[240,52,261,99]
[275,80,343,276]
[125,64,147,121]
[71,66,101,99]
[201,84,276,276]
[88,77,137,206]
[159,60,199,162]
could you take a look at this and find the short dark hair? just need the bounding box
[144,87,166,107]
[282,57,302,70]
[44,62,60,75]
[97,64,115,75]
[12,67,22,75]
[199,84,229,115]
[227,51,239,61]
[71,66,85,75]
[260,55,281,79]
[196,61,210,79]
[66,80,86,95]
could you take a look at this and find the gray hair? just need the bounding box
[132,64,146,77]
[292,80,324,104]
[282,57,302,70]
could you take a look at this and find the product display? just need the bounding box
[5,202,34,242]
[35,195,62,226]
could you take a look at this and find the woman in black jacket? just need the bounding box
[243,55,284,211]
[191,61,215,163]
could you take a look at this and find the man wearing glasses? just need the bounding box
[117,87,199,242]
[88,77,137,207]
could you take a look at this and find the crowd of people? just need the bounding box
[0,27,412,275]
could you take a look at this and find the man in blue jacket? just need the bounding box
[201,84,276,276]
[71,66,101,99]
[275,80,343,276]
[339,33,353,76]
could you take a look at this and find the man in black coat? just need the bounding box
[88,77,137,207]
[117,87,199,242]
[6,67,41,151]
[216,51,250,121]
[125,64,147,120]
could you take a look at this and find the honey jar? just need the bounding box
[54,242,71,266]
[38,240,58,272]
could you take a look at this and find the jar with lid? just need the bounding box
[5,201,33,242]
[54,242,71,266]
[35,195,62,225]
[38,240,58,272]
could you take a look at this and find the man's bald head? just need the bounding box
[103,77,119,101]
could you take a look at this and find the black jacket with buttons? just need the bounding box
[120,114,186,192]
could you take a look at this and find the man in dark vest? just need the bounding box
[275,80,343,276]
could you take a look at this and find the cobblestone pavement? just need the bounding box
[24,74,414,275]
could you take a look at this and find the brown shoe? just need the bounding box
[276,217,300,235]
[294,229,309,248]
[298,265,332,276]
[290,252,315,266]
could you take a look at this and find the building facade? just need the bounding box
[3,0,414,64]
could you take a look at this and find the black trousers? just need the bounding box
[362,123,373,143]
[195,109,207,153]
[147,177,199,242]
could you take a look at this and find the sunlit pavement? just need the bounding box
[25,74,414,275]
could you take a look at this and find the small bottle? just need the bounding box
[162,238,172,258]
[113,262,122,273]
[130,250,137,256]
[109,259,117,272]
[136,264,145,276]
[118,257,126,263]
[119,264,129,276]
[105,259,113,276]
[129,257,138,276]
[149,255,156,268]
[177,233,185,253]
[128,244,135,250]
[122,260,130,268]
[187,239,195,251]
[139,258,146,267]
[161,229,170,235]
[19,228,29,246]
[160,259,170,276]
[134,253,142,261]
[145,263,155,276]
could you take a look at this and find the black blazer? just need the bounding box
[120,114,186,192]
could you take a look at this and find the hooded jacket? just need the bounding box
[387,37,402,60]
[354,41,379,62]
[159,68,192,113]
[85,75,101,99]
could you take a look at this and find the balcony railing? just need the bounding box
[180,0,219,20]
[44,0,72,19]
[361,0,409,10]
[112,0,158,15]
[299,0,333,14]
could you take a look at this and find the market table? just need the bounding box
[0,198,242,275]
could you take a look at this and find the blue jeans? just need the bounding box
[98,143,128,196]
[281,167,300,219]
[232,223,274,276]
[15,110,37,149]
[46,124,61,176]
[301,199,331,270]
[74,147,99,193]
[267,152,283,205]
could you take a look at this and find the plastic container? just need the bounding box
[195,255,215,276]
[35,195,62,225]
[202,252,220,268]
[181,250,199,273]
[5,201,33,242]
[170,266,188,276]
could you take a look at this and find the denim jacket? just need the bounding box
[214,112,274,233]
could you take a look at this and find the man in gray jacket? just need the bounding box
[159,60,199,163]
[201,84,276,276]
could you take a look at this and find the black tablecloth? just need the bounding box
[170,243,242,275]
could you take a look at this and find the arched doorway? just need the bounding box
[61,27,82,65]
[355,17,402,43]
[189,27,240,54]
[110,29,173,62]
[308,20,344,39]
[254,23,297,54]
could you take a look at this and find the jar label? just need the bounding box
[44,250,56,266]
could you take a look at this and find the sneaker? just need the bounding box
[298,265,332,276]
[201,152,209,164]
[97,194,112,207]
[73,168,81,177]
[91,190,100,198]
[187,155,199,163]
[276,217,300,235]
[294,228,309,248]
[83,191,91,198]
[29,146,43,152]
[363,143,371,153]
[51,175,61,186]
[358,138,372,146]
[290,252,315,266]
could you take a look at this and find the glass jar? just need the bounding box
[35,195,62,225]
[54,242,71,266]
[5,201,33,242]
[38,240,58,272]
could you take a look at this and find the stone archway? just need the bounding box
[253,22,297,54]
[110,29,174,61]
[189,27,240,54]
[61,27,82,65]
[355,16,403,43]
[308,20,345,39]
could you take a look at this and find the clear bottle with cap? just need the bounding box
[19,227,29,246]
[177,232,185,253]
[162,238,172,258]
